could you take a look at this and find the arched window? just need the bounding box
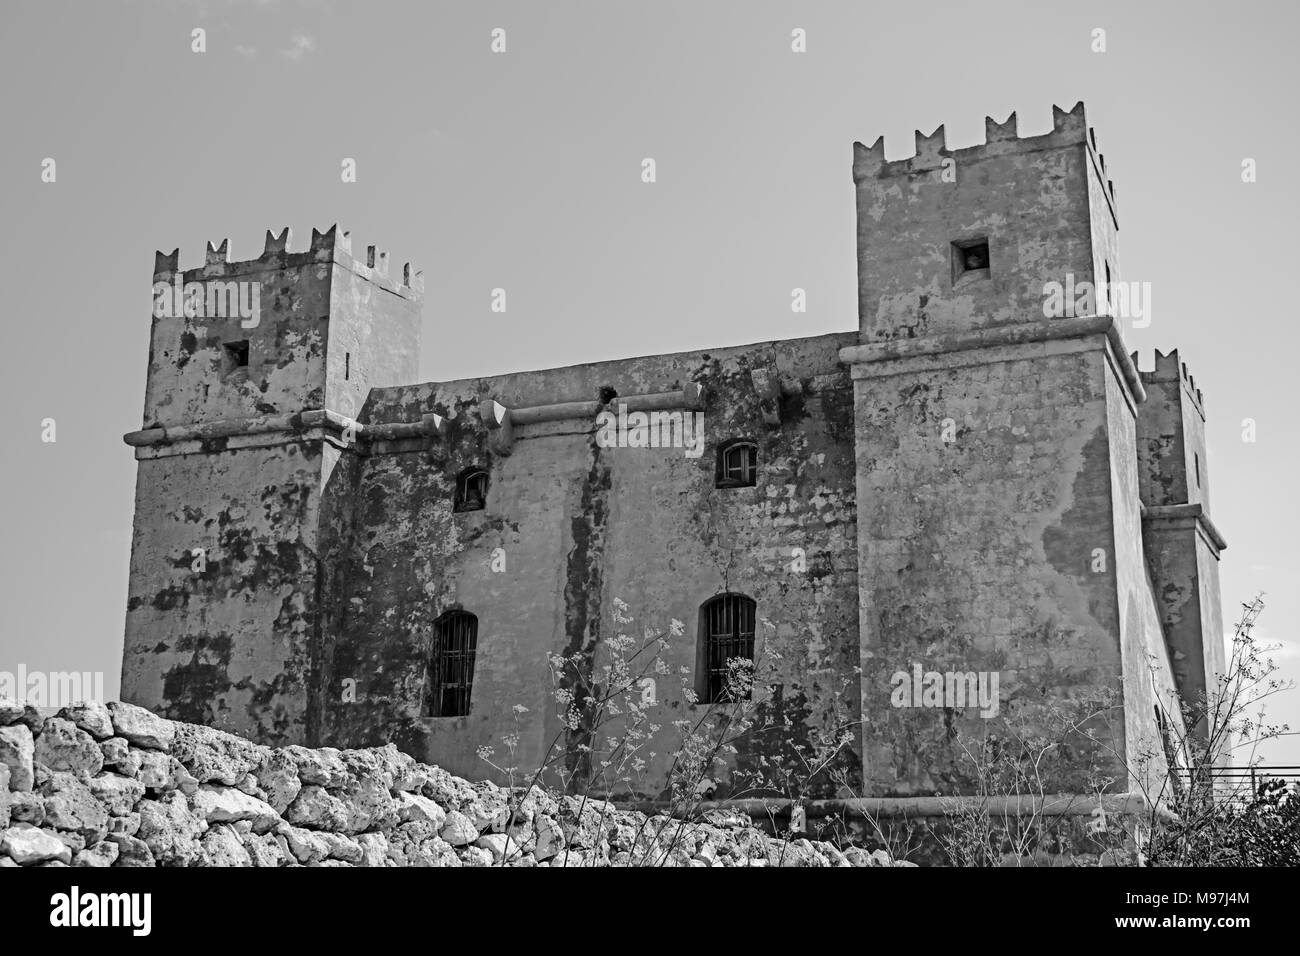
[715,440,757,488]
[698,593,756,703]
[425,610,478,717]
[454,466,489,512]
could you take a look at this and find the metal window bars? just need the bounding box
[704,594,756,702]
[428,611,478,717]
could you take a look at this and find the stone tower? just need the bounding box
[842,102,1206,796]
[121,227,422,746]
[1135,349,1226,742]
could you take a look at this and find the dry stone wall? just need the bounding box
[0,700,903,868]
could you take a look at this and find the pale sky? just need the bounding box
[1,0,1296,764]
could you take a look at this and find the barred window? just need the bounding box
[716,440,757,488]
[425,611,478,717]
[699,594,756,703]
[454,467,489,513]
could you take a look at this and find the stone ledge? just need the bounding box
[1143,502,1228,554]
[840,315,1146,404]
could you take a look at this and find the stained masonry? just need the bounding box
[121,103,1226,813]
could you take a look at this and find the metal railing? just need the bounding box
[1174,765,1300,801]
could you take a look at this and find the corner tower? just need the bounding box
[121,226,422,745]
[843,103,1187,798]
[1135,349,1227,741]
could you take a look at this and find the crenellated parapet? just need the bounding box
[853,102,1118,231]
[151,224,423,301]
[1132,347,1205,417]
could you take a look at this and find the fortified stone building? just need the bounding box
[122,103,1226,807]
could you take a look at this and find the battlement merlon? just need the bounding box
[1131,347,1206,418]
[1131,347,1216,521]
[151,224,425,302]
[852,101,1118,227]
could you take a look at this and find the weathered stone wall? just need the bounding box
[0,701,894,868]
[853,103,1109,343]
[122,443,326,745]
[1136,351,1226,740]
[1105,352,1184,783]
[123,229,425,750]
[852,342,1149,794]
[328,332,862,796]
[847,101,1186,795]
[142,235,333,429]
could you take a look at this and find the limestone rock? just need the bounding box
[439,809,479,847]
[559,796,606,849]
[137,790,205,865]
[107,702,175,752]
[171,722,269,786]
[338,776,398,834]
[0,698,26,726]
[56,830,86,855]
[9,791,45,826]
[201,824,252,866]
[137,751,195,793]
[88,773,146,816]
[2,823,73,865]
[318,831,364,863]
[465,788,510,834]
[283,745,350,788]
[0,723,35,791]
[254,749,301,813]
[396,790,446,829]
[34,718,104,775]
[16,705,45,735]
[476,832,523,864]
[106,832,155,866]
[191,784,279,833]
[356,831,389,867]
[108,812,141,837]
[40,773,109,842]
[460,845,495,867]
[243,831,288,867]
[57,701,114,740]
[342,744,415,791]
[280,824,329,864]
[285,785,349,832]
[73,840,120,867]
[421,765,478,807]
[534,815,565,861]
[99,737,141,777]
[842,846,872,867]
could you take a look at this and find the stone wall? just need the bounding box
[0,700,897,868]
[331,331,862,794]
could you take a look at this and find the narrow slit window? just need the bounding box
[223,340,250,370]
[951,238,990,285]
[716,441,757,488]
[454,467,489,512]
[425,610,478,717]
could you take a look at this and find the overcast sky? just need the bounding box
[1,0,1296,764]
